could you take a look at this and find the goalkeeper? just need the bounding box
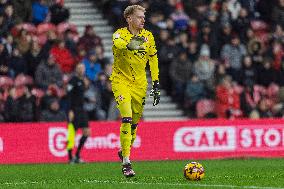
[110,5,160,177]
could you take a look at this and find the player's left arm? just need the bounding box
[148,32,160,106]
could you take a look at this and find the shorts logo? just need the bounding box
[122,131,128,134]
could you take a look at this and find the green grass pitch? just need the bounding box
[0,158,284,189]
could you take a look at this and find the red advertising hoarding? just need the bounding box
[0,119,284,164]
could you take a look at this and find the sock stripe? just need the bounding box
[122,117,132,123]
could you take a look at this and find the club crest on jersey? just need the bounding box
[118,95,124,101]
[114,33,120,39]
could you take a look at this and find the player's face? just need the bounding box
[128,10,145,30]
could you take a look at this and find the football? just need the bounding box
[184,162,205,181]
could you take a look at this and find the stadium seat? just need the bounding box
[0,76,14,89]
[14,74,34,87]
[11,23,37,36]
[57,22,78,34]
[250,20,269,32]
[37,23,56,35]
[196,99,216,118]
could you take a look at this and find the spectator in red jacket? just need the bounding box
[50,39,76,73]
[215,75,242,118]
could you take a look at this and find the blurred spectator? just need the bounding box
[83,79,106,120]
[169,50,193,105]
[40,98,66,122]
[193,45,215,91]
[187,40,199,63]
[39,30,57,60]
[64,29,77,57]
[239,0,259,19]
[233,8,250,43]
[25,40,42,78]
[219,1,232,26]
[35,54,63,89]
[272,0,284,27]
[49,0,70,25]
[4,87,18,122]
[158,36,177,94]
[184,74,206,117]
[221,34,247,81]
[4,33,14,57]
[253,98,273,118]
[239,55,257,86]
[12,0,32,24]
[82,50,102,82]
[227,0,241,20]
[240,82,262,116]
[218,22,232,51]
[0,13,9,37]
[15,29,32,55]
[77,25,103,52]
[50,39,76,73]
[257,57,277,87]
[9,47,27,77]
[17,85,37,122]
[3,4,15,31]
[0,39,9,75]
[197,21,218,59]
[40,84,60,111]
[95,45,109,69]
[215,75,241,118]
[32,0,49,25]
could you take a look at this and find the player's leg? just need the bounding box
[112,81,135,177]
[130,88,146,147]
[118,101,132,163]
[66,122,76,163]
[74,110,90,163]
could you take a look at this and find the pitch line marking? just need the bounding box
[1,179,284,189]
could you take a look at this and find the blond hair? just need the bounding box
[123,5,145,19]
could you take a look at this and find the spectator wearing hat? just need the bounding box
[82,50,102,82]
[35,54,63,90]
[78,25,103,52]
[170,2,190,33]
[193,44,215,92]
[40,98,66,122]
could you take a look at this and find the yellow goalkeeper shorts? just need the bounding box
[111,80,147,115]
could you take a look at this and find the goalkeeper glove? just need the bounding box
[127,36,146,50]
[149,80,160,106]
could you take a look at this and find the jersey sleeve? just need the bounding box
[148,32,159,82]
[112,30,128,50]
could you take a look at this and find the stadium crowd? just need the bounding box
[96,0,284,119]
[1,0,284,122]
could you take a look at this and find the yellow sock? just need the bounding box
[120,122,132,157]
[66,123,76,150]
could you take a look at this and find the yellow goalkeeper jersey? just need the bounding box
[110,27,159,88]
